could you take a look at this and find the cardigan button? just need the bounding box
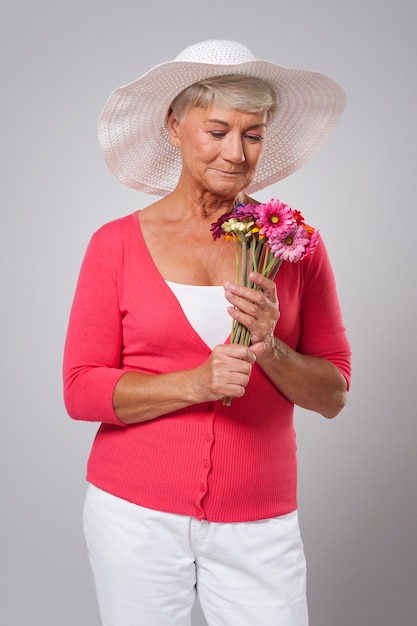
[206,434,213,442]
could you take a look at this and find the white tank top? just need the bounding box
[166,281,231,349]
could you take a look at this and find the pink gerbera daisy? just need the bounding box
[270,225,311,262]
[257,199,295,239]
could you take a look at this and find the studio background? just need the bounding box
[2,1,416,624]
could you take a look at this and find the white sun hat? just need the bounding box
[98,39,346,196]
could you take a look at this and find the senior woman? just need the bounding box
[63,40,351,626]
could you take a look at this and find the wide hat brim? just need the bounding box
[98,53,346,196]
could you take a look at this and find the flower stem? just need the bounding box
[241,238,248,287]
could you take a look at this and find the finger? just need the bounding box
[224,288,265,318]
[227,301,274,331]
[248,272,278,302]
[225,281,276,315]
[224,280,262,303]
[246,348,257,364]
[249,342,266,359]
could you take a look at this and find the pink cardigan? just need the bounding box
[63,212,351,522]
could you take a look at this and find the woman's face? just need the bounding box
[168,104,268,198]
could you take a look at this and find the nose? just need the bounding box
[223,133,245,163]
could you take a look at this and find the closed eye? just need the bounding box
[245,134,263,143]
[209,131,263,142]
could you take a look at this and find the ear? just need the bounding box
[167,110,180,147]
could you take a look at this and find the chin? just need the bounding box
[205,178,249,198]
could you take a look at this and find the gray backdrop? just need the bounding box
[2,1,416,624]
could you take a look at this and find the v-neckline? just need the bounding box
[133,212,232,349]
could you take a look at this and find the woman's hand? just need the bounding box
[113,341,265,424]
[223,272,280,344]
[223,272,347,418]
[191,342,265,403]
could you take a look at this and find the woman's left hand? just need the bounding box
[224,272,280,344]
[225,272,348,419]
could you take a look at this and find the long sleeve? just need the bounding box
[63,234,126,425]
[294,238,351,387]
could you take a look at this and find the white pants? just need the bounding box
[83,484,308,626]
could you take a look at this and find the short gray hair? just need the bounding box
[169,74,278,123]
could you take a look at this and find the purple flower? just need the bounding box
[234,203,259,220]
[210,210,235,240]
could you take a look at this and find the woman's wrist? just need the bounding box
[262,331,284,361]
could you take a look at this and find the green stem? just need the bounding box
[268,257,283,280]
[234,239,240,284]
[241,238,248,287]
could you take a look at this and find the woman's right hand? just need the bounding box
[191,341,265,403]
[113,342,265,424]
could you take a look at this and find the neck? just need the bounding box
[166,184,248,221]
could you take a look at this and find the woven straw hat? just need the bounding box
[98,40,346,196]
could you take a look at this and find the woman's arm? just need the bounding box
[112,342,265,424]
[63,225,265,426]
[223,270,349,419]
[256,337,347,418]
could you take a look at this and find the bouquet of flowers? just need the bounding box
[211,198,320,396]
